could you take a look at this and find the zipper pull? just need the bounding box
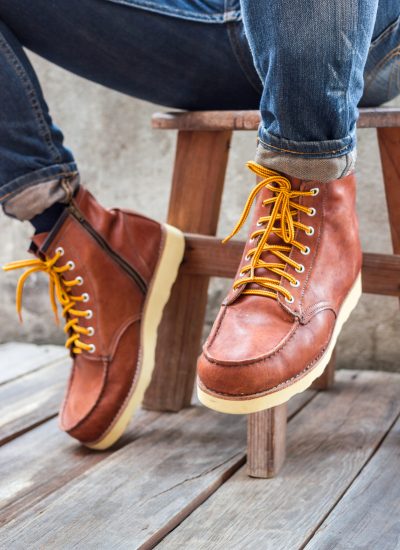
[68,203,85,223]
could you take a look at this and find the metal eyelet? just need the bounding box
[88,344,96,354]
[81,293,90,303]
[56,247,64,256]
[290,280,300,287]
[306,226,315,236]
[67,260,75,270]
[308,208,317,217]
[76,276,84,286]
[310,188,320,196]
[256,221,264,227]
[301,246,311,255]
[87,327,95,336]
[295,264,305,273]
[245,254,251,261]
[85,310,93,319]
[285,295,295,304]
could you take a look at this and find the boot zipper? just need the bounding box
[68,203,147,294]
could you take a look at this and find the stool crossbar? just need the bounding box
[143,108,400,478]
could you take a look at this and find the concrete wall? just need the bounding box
[1,52,399,372]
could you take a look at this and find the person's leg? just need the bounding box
[361,2,400,106]
[0,19,79,225]
[1,0,262,447]
[197,1,400,413]
[0,0,260,224]
[239,0,380,182]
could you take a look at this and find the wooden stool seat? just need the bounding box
[144,108,400,478]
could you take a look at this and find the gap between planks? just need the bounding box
[159,370,400,550]
[0,342,68,387]
[0,391,314,546]
[0,354,70,446]
[304,412,400,550]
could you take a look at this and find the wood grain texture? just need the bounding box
[0,358,70,446]
[0,343,67,385]
[152,108,400,131]
[0,384,313,545]
[306,415,400,550]
[0,409,161,528]
[182,235,400,296]
[247,404,287,478]
[159,370,400,550]
[0,407,247,548]
[378,127,400,253]
[144,130,232,411]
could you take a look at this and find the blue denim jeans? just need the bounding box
[241,0,400,179]
[0,0,399,219]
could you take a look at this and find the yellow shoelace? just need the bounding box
[3,247,94,354]
[223,161,318,302]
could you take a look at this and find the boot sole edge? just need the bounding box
[197,272,362,414]
[86,224,185,450]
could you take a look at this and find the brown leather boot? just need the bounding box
[4,185,184,448]
[197,162,362,414]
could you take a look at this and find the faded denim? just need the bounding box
[0,0,399,212]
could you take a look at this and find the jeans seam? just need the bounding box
[103,0,240,22]
[0,32,62,164]
[226,21,263,95]
[339,154,350,178]
[364,46,400,96]
[370,14,400,51]
[342,7,361,156]
[258,137,352,156]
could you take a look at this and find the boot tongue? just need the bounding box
[243,175,303,294]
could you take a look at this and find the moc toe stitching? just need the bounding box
[203,315,300,367]
[199,338,330,398]
[199,308,336,396]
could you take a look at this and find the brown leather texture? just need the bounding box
[198,173,362,398]
[34,186,164,443]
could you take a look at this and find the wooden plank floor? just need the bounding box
[0,344,399,549]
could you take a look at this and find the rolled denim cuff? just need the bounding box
[256,124,357,182]
[1,163,79,220]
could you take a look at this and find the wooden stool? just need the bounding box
[143,108,400,478]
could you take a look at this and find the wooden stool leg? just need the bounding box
[247,404,287,478]
[311,348,336,391]
[143,129,232,411]
[377,127,400,254]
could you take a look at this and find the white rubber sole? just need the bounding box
[87,224,185,450]
[197,272,362,415]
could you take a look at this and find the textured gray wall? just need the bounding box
[1,52,399,372]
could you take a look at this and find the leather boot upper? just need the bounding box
[6,186,165,443]
[198,163,362,398]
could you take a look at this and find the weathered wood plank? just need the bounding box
[0,409,161,527]
[0,342,67,386]
[182,235,400,297]
[0,358,70,446]
[159,370,400,549]
[247,404,287,478]
[152,108,400,132]
[0,391,314,547]
[311,349,336,391]
[306,415,400,550]
[0,407,246,548]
